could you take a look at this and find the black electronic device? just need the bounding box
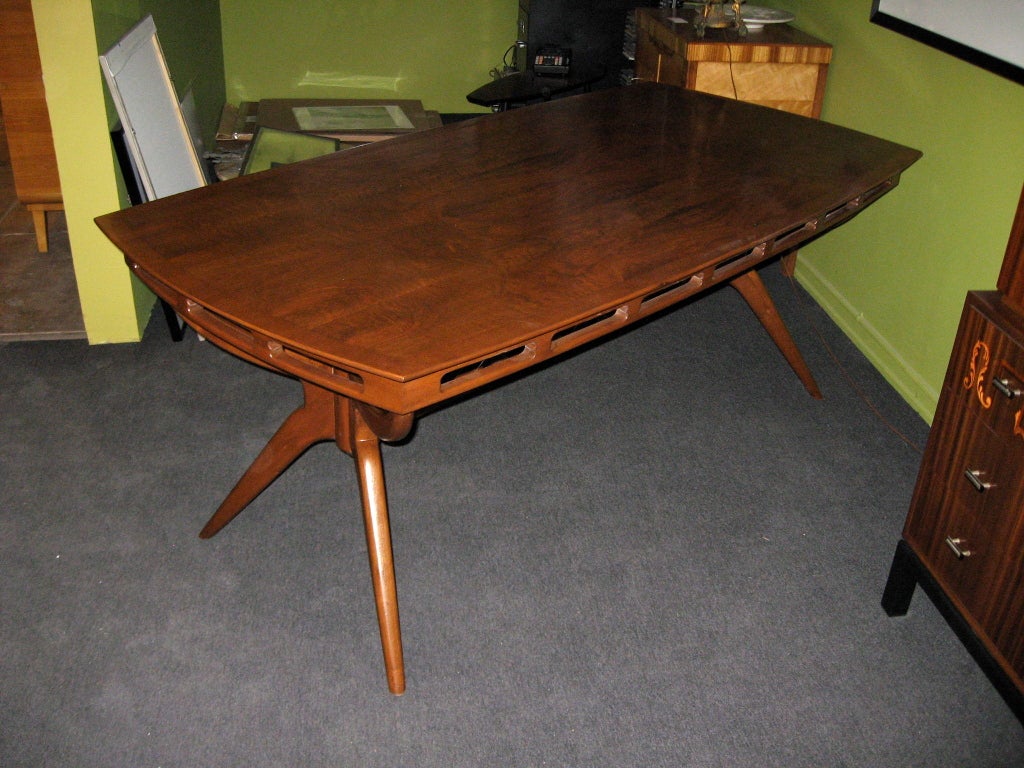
[533,45,571,76]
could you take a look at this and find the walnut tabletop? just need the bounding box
[96,83,921,694]
[98,84,918,415]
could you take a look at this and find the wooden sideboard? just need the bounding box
[633,7,832,118]
[884,182,1024,720]
[0,0,63,252]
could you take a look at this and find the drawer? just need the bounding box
[953,296,1024,439]
[906,418,1020,620]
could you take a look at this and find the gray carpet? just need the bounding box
[2,266,1021,766]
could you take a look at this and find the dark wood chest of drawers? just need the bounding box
[884,290,1024,716]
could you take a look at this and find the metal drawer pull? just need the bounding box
[945,537,972,560]
[993,377,1022,399]
[963,469,992,492]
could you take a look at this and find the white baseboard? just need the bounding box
[794,259,939,424]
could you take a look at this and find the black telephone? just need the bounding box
[533,46,572,76]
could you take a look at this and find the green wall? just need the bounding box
[759,0,1024,420]
[218,0,516,113]
[31,0,225,342]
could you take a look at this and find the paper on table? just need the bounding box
[292,105,415,132]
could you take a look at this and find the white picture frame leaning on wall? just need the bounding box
[99,15,208,201]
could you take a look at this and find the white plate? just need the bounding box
[739,5,795,29]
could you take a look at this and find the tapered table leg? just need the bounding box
[351,407,406,694]
[730,269,823,399]
[199,381,337,538]
[197,380,411,693]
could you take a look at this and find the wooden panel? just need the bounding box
[0,78,60,202]
[984,430,1024,686]
[691,62,823,117]
[646,14,684,54]
[683,38,832,65]
[634,24,686,85]
[0,0,61,204]
[0,0,42,77]
[997,181,1024,308]
[633,34,662,81]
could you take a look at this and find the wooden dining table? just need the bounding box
[96,83,921,694]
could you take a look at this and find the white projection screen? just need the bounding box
[871,1,1024,84]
